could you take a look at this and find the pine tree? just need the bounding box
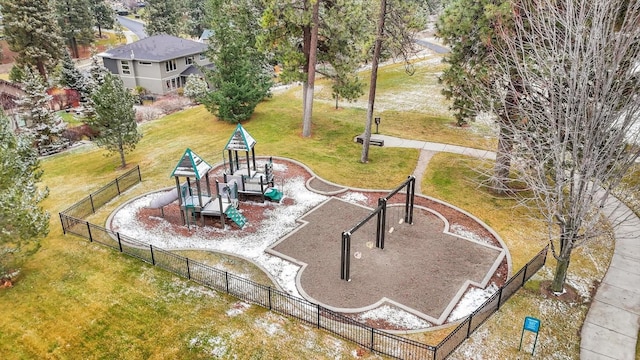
[16,68,67,155]
[202,0,272,123]
[0,0,65,80]
[59,50,89,97]
[55,0,96,58]
[0,112,49,279]
[143,0,183,36]
[185,0,207,38]
[89,73,141,168]
[92,0,115,38]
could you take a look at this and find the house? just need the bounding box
[0,79,26,132]
[98,34,211,95]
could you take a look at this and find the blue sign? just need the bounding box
[519,316,541,355]
[524,316,541,333]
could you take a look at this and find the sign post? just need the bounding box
[519,316,541,355]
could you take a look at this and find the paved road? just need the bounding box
[116,15,147,40]
[414,39,450,54]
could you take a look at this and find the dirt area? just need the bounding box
[269,198,503,321]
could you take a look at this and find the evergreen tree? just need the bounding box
[8,65,26,83]
[92,0,115,38]
[59,50,88,97]
[89,73,141,168]
[437,0,518,193]
[0,112,49,280]
[143,0,183,36]
[0,0,65,80]
[186,0,207,39]
[183,74,208,103]
[16,68,67,155]
[55,0,96,58]
[202,0,272,123]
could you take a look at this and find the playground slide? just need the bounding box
[148,188,179,208]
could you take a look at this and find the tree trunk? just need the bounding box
[300,3,312,130]
[119,143,127,168]
[302,0,320,138]
[360,0,387,163]
[551,255,570,293]
[492,122,513,194]
[98,25,103,38]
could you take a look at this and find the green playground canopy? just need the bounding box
[224,123,256,152]
[171,148,212,180]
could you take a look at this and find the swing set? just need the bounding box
[340,176,416,281]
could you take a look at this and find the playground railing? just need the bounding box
[58,167,549,360]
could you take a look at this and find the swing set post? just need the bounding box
[377,198,386,249]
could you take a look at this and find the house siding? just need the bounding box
[99,35,211,95]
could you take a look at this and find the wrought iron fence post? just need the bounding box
[225,272,229,293]
[137,165,142,182]
[115,178,121,195]
[60,213,66,235]
[150,244,155,265]
[89,194,95,213]
[117,233,122,252]
[467,314,473,338]
[268,287,272,310]
[497,287,503,310]
[370,328,374,351]
[86,222,92,242]
[186,258,191,279]
[523,263,529,285]
[317,304,321,328]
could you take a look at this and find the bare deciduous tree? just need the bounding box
[485,0,640,292]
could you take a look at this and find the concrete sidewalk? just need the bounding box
[376,134,640,360]
[580,196,640,360]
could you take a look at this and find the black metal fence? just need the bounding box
[59,167,548,360]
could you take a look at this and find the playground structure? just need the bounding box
[169,148,246,229]
[222,124,282,202]
[340,176,416,281]
[148,125,283,229]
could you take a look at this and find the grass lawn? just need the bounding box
[0,58,615,359]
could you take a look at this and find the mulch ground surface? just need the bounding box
[270,197,503,320]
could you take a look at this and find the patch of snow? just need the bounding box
[449,224,494,246]
[255,314,283,336]
[226,301,252,317]
[339,192,369,205]
[358,305,431,329]
[447,283,499,321]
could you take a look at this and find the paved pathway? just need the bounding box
[374,134,639,360]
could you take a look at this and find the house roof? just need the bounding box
[224,124,256,152]
[171,148,212,180]
[99,34,208,62]
[199,30,214,42]
[180,63,215,77]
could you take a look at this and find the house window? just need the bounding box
[165,59,177,72]
[185,56,194,65]
[199,53,206,61]
[166,77,181,91]
[139,61,152,66]
[121,60,131,74]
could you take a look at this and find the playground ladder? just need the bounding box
[224,206,247,228]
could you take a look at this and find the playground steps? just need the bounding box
[224,206,247,228]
